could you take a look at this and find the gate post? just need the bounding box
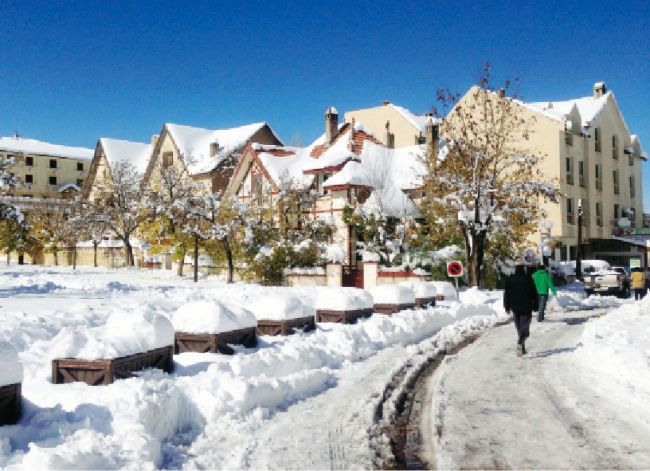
[363,262,378,289]
[326,263,342,287]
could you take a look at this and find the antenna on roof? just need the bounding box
[13,131,21,139]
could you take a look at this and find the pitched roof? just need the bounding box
[99,138,152,174]
[527,92,611,128]
[165,122,282,175]
[0,136,93,160]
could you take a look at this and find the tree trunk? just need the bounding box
[223,238,234,284]
[72,245,77,270]
[193,234,199,283]
[466,231,487,288]
[93,243,99,267]
[6,252,10,266]
[177,246,186,276]
[124,239,134,267]
[54,251,59,266]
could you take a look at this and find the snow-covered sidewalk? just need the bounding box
[429,297,650,469]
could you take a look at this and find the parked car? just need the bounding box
[583,266,630,298]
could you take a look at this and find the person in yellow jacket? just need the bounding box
[630,268,645,300]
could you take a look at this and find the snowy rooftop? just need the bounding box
[0,136,94,160]
[527,92,610,128]
[166,122,281,175]
[388,104,439,132]
[100,138,152,174]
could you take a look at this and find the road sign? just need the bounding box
[447,260,464,278]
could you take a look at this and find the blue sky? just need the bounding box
[1,0,648,208]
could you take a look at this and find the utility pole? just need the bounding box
[576,198,583,281]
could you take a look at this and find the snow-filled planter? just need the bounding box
[172,301,258,354]
[429,281,458,301]
[401,281,437,308]
[370,285,416,315]
[315,287,374,324]
[0,343,23,425]
[51,311,175,385]
[251,295,316,336]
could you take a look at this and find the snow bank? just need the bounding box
[325,244,345,264]
[400,281,436,298]
[0,342,23,386]
[574,296,650,418]
[430,281,458,301]
[315,287,373,311]
[250,295,315,321]
[49,310,174,361]
[370,285,416,304]
[173,300,256,333]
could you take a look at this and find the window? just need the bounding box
[77,162,84,171]
[77,179,83,187]
[614,204,620,220]
[612,135,618,159]
[566,198,574,225]
[49,159,57,169]
[630,176,635,198]
[613,170,619,194]
[629,208,636,228]
[25,156,34,166]
[25,174,33,184]
[162,152,173,168]
[594,163,602,190]
[49,176,57,185]
[594,128,601,152]
[565,157,574,185]
[596,202,602,227]
[578,161,585,187]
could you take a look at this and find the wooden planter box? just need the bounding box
[373,303,416,315]
[415,297,436,308]
[256,316,316,336]
[175,327,257,355]
[316,308,373,324]
[0,383,21,426]
[52,345,174,386]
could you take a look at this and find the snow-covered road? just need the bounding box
[429,307,650,469]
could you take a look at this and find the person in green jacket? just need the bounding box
[532,262,557,322]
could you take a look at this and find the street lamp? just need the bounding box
[576,199,584,281]
[539,220,553,265]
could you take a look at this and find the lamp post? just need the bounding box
[540,220,553,265]
[576,199,584,281]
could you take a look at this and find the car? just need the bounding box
[583,266,630,298]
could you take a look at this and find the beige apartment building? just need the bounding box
[0,135,93,206]
[344,101,431,148]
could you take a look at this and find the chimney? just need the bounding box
[151,134,159,147]
[383,100,391,106]
[325,106,339,146]
[210,141,219,157]
[593,82,607,98]
[385,120,395,149]
[425,116,439,159]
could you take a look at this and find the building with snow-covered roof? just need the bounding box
[142,121,282,195]
[228,108,432,271]
[0,134,93,200]
[456,82,646,267]
[84,137,154,201]
[344,101,438,149]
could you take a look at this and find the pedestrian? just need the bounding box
[630,267,645,300]
[504,257,539,357]
[532,262,557,322]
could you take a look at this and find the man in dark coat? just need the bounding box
[504,257,539,357]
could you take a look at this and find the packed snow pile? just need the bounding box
[325,244,345,264]
[315,287,373,311]
[430,281,458,301]
[574,296,650,417]
[250,294,315,321]
[173,300,257,333]
[0,342,23,386]
[48,310,174,361]
[401,281,437,299]
[370,284,416,304]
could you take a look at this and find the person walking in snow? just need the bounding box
[504,257,539,357]
[532,262,557,322]
[630,267,645,300]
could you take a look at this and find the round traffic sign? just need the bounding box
[447,260,464,277]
